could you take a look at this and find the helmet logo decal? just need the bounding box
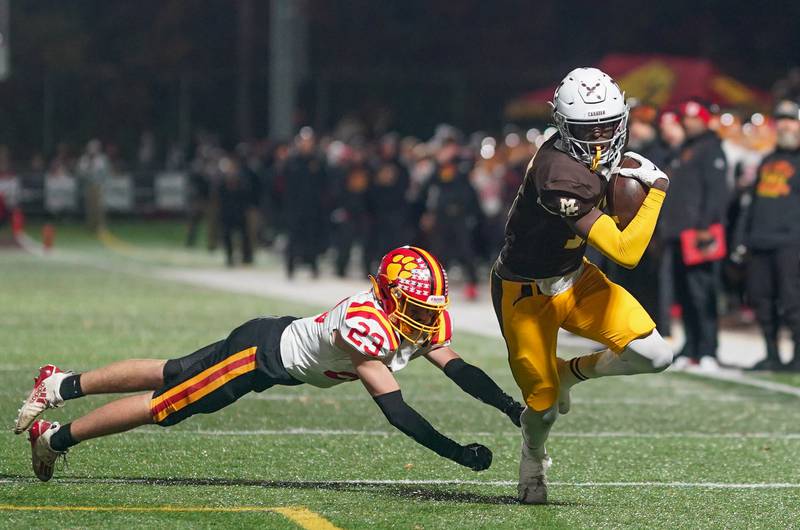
[582,81,600,95]
[386,255,419,281]
[579,80,606,102]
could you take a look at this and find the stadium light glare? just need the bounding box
[505,133,520,148]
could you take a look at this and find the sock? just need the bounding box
[520,406,558,460]
[574,348,630,379]
[50,423,79,451]
[59,374,84,401]
[564,331,673,381]
[558,356,589,389]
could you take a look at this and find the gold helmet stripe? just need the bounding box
[409,246,445,298]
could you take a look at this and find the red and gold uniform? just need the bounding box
[492,136,658,411]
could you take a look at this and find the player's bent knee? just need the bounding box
[524,386,558,412]
[624,330,673,373]
[521,404,558,428]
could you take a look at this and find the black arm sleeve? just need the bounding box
[373,390,461,460]
[443,358,517,413]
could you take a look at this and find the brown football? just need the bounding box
[606,156,648,229]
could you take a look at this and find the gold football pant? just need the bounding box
[491,260,656,411]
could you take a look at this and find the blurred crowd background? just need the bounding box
[1,1,799,370]
[2,92,800,371]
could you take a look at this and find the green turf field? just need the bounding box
[2,233,800,529]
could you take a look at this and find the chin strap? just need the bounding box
[591,145,602,172]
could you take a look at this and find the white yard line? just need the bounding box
[125,428,800,440]
[680,367,800,398]
[0,477,798,489]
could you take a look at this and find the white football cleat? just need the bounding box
[14,365,70,434]
[518,444,552,505]
[29,419,67,482]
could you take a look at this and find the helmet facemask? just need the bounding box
[389,287,447,344]
[371,274,447,344]
[553,110,629,173]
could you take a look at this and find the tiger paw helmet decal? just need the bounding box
[386,255,419,281]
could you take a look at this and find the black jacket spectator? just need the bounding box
[284,153,328,277]
[742,148,800,250]
[661,130,729,240]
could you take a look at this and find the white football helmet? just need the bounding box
[551,68,629,171]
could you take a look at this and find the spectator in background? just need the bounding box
[137,131,157,171]
[185,145,212,249]
[419,138,482,300]
[367,134,410,271]
[735,100,800,371]
[236,142,265,257]
[77,139,110,232]
[330,144,371,277]
[44,152,78,219]
[0,146,10,227]
[658,111,686,154]
[218,156,254,267]
[655,110,687,338]
[661,100,729,369]
[261,142,290,245]
[609,104,669,334]
[284,127,327,278]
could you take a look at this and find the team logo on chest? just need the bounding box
[559,197,579,216]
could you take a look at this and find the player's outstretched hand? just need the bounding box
[456,443,493,471]
[619,151,669,187]
[504,400,525,428]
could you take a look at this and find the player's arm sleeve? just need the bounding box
[373,390,462,460]
[443,358,523,426]
[585,188,666,269]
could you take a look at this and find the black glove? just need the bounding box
[503,400,525,428]
[455,443,492,471]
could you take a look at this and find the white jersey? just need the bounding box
[279,289,452,388]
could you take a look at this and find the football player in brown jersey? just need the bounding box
[491,68,673,504]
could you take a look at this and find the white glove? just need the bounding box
[618,151,668,187]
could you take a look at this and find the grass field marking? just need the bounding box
[330,479,800,489]
[271,507,344,530]
[13,232,47,257]
[3,479,799,490]
[680,368,800,399]
[0,503,341,529]
[97,227,139,255]
[125,428,800,440]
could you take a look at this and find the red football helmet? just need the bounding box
[370,246,449,343]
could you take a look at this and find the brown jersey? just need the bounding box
[498,135,607,279]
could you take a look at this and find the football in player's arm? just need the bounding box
[15,246,522,481]
[492,67,673,505]
[567,151,669,267]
